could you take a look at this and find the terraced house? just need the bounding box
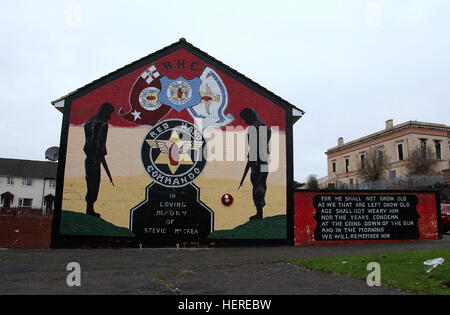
[0,158,57,213]
[326,119,450,188]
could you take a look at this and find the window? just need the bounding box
[345,158,350,173]
[397,143,404,161]
[21,178,33,187]
[332,161,336,173]
[360,153,366,169]
[49,179,56,188]
[420,138,427,152]
[6,177,14,185]
[377,148,384,160]
[418,139,428,159]
[434,140,442,160]
[389,170,396,179]
[18,198,33,208]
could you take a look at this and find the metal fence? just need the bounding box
[335,175,446,190]
[0,207,54,216]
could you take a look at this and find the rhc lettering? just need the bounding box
[162,59,199,71]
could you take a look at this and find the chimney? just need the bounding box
[338,137,344,146]
[385,119,394,129]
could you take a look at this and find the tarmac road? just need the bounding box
[0,235,448,295]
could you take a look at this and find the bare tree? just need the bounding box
[306,174,319,189]
[406,146,438,175]
[294,180,305,190]
[357,148,390,182]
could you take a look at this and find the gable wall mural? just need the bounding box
[54,43,295,244]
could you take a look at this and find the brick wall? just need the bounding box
[0,215,52,249]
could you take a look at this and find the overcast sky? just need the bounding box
[0,0,449,182]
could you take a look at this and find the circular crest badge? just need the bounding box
[142,119,207,187]
[139,87,162,111]
[167,81,192,105]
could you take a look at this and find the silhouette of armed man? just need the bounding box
[239,108,271,221]
[83,102,115,217]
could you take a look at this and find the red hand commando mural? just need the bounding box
[56,41,294,245]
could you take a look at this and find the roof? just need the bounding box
[51,38,305,121]
[326,120,450,155]
[0,158,57,179]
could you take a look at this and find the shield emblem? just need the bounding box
[158,76,202,112]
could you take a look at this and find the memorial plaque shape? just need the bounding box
[313,194,420,241]
[130,183,214,239]
[130,118,213,240]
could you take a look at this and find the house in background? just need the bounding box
[326,119,450,188]
[0,158,57,213]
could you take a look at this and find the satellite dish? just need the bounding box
[45,146,59,161]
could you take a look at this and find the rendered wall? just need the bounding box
[0,177,55,209]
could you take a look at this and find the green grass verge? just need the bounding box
[60,211,285,239]
[287,249,450,295]
[209,215,286,239]
[60,210,135,237]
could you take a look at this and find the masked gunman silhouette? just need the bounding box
[83,102,115,217]
[239,108,271,221]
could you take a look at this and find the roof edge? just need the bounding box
[326,120,450,155]
[50,38,305,115]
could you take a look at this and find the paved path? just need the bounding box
[0,235,448,295]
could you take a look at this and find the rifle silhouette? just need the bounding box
[238,160,251,190]
[101,157,114,187]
